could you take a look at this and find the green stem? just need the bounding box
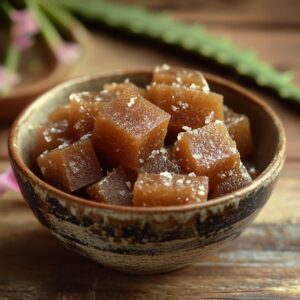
[1,1,14,17]
[26,0,62,51]
[1,45,20,95]
[0,2,20,94]
[2,0,20,72]
[38,0,78,30]
[5,44,20,72]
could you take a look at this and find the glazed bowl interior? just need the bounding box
[12,71,284,209]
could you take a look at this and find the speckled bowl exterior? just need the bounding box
[8,71,286,274]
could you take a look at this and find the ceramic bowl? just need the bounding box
[8,71,286,274]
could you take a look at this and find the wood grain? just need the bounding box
[1,0,300,298]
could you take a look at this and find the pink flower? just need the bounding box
[0,167,20,195]
[0,66,20,91]
[55,42,81,64]
[10,9,39,50]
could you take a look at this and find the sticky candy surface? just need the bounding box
[37,138,102,192]
[133,173,208,207]
[34,65,255,206]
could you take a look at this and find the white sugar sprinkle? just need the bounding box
[171,105,178,111]
[160,148,167,154]
[176,178,184,185]
[127,96,137,107]
[181,102,189,109]
[189,83,198,90]
[193,153,202,160]
[160,171,173,180]
[177,132,184,140]
[155,64,170,72]
[182,126,192,132]
[69,93,81,102]
[214,120,223,124]
[149,149,160,158]
[205,111,215,124]
[188,172,196,177]
[80,133,92,140]
[202,84,210,93]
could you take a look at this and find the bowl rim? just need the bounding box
[8,70,287,213]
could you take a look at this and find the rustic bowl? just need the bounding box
[8,71,286,274]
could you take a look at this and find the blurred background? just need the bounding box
[0,0,300,299]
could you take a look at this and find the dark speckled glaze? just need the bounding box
[8,71,286,274]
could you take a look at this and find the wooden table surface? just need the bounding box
[1,1,300,299]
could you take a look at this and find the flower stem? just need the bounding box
[26,0,62,52]
[38,0,78,30]
[0,1,13,17]
[5,44,20,72]
[2,1,20,73]
[1,1,21,94]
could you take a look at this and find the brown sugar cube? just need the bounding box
[137,87,148,99]
[68,91,113,140]
[148,84,223,139]
[211,162,252,198]
[133,173,208,207]
[104,81,138,93]
[32,120,71,162]
[224,106,253,159]
[48,105,70,122]
[138,148,180,174]
[37,138,102,192]
[92,92,171,169]
[152,64,210,92]
[86,165,136,205]
[172,121,240,189]
[104,81,148,99]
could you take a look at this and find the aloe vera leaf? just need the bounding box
[59,0,300,104]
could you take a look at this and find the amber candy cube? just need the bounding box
[104,81,148,98]
[86,165,136,205]
[32,104,72,161]
[92,91,171,169]
[148,84,223,139]
[224,106,253,159]
[32,119,71,162]
[152,65,210,91]
[48,104,70,122]
[172,121,240,189]
[138,148,180,174]
[68,91,114,140]
[106,81,149,100]
[211,162,252,198]
[133,173,208,207]
[37,138,102,192]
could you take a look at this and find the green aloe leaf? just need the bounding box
[59,0,300,104]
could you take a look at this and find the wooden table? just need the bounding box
[1,1,300,299]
